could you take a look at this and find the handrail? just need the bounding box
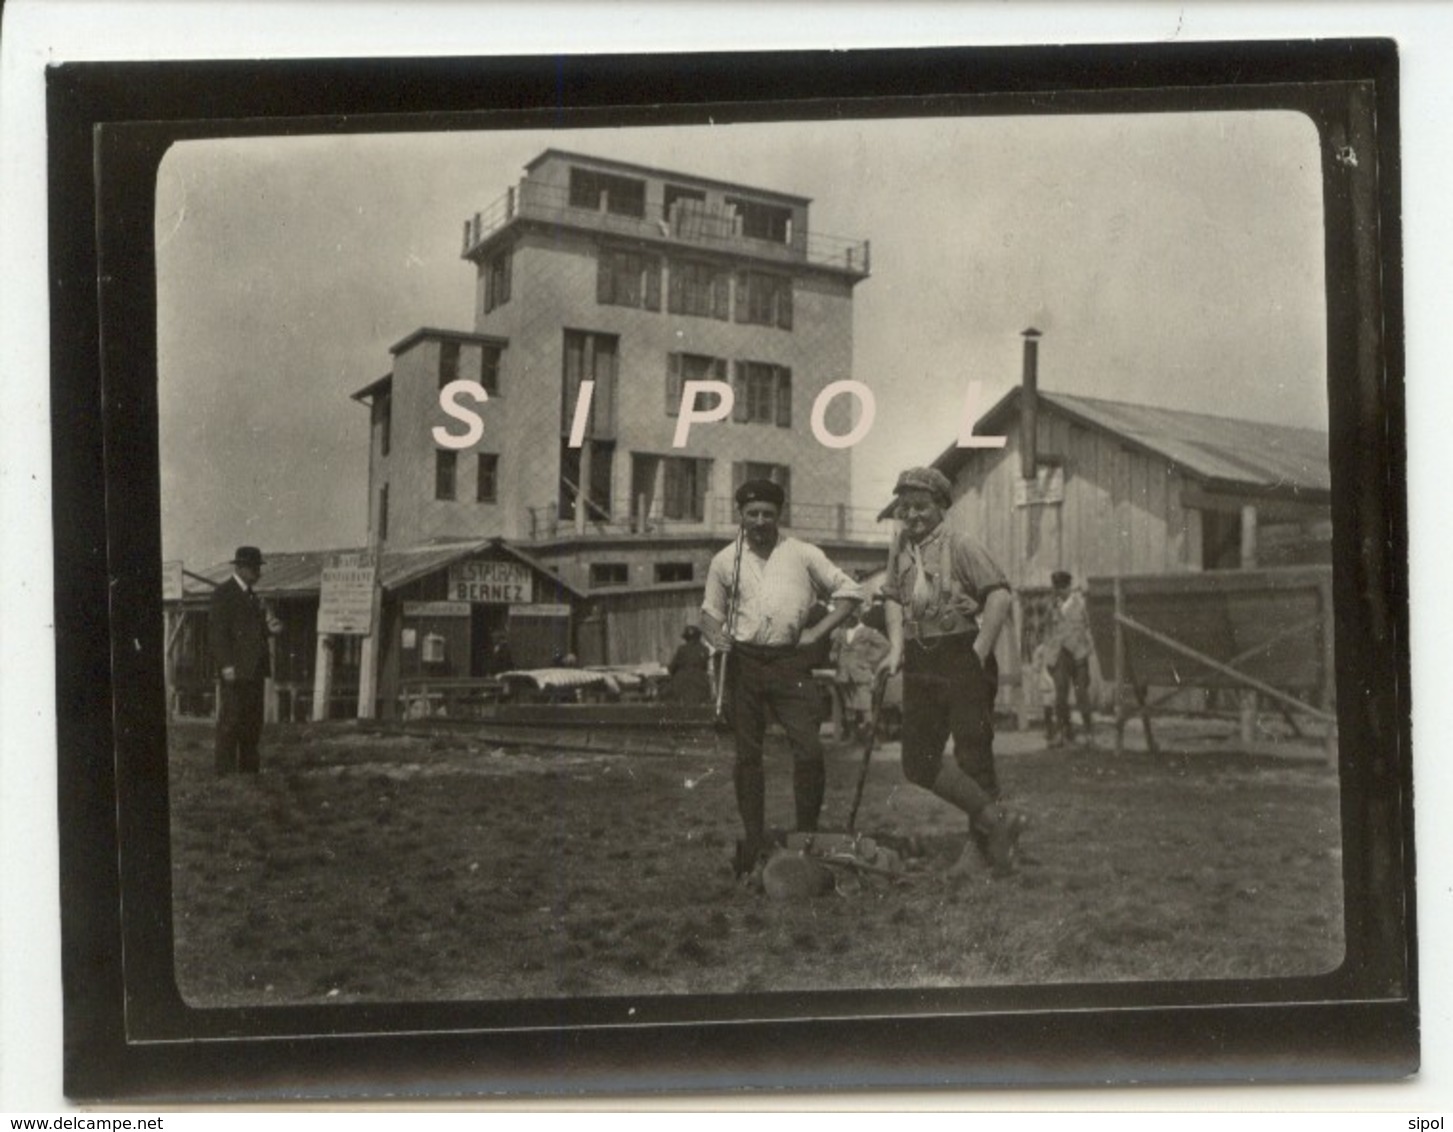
[462,178,870,275]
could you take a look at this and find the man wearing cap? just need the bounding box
[1044,569,1095,746]
[210,546,283,775]
[702,478,864,873]
[876,467,1025,878]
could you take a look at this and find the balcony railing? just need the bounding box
[526,496,888,543]
[462,179,870,276]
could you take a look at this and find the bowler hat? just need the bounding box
[735,478,785,509]
[232,546,266,568]
[1051,570,1073,589]
[892,466,953,507]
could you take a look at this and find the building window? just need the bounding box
[559,439,615,523]
[375,391,391,457]
[597,248,661,310]
[589,562,630,588]
[655,562,694,583]
[726,197,792,244]
[561,330,618,438]
[665,352,728,417]
[734,462,791,525]
[439,340,460,387]
[569,168,646,219]
[733,361,792,427]
[476,453,499,503]
[479,345,502,396]
[378,484,389,542]
[484,248,512,313]
[734,270,793,329]
[435,450,457,501]
[661,457,709,521]
[668,259,730,320]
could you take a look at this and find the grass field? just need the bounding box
[168,718,1344,1006]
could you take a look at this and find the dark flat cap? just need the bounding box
[231,546,266,568]
[735,478,785,508]
[1051,570,1073,589]
[892,466,953,506]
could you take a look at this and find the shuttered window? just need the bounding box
[476,453,499,503]
[732,361,791,427]
[435,450,458,501]
[598,248,662,311]
[662,457,710,521]
[666,353,728,417]
[733,270,793,329]
[667,259,730,320]
[484,248,512,312]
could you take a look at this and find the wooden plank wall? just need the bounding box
[603,585,707,666]
[951,408,1199,589]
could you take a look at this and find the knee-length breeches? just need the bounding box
[900,633,999,795]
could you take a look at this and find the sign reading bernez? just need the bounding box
[448,560,533,605]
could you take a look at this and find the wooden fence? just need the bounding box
[1085,566,1336,760]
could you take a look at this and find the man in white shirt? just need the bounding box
[702,479,864,873]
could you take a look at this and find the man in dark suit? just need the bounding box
[210,546,282,775]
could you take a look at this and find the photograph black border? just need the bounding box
[49,41,1414,1101]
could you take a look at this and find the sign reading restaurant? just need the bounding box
[448,560,533,605]
[318,550,379,635]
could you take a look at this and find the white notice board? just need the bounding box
[318,550,379,635]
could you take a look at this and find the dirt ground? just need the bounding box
[168,716,1344,1006]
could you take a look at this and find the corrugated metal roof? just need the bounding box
[180,538,585,601]
[1047,393,1331,494]
[965,389,1331,497]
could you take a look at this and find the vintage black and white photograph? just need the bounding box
[36,39,1414,1100]
[155,110,1349,1007]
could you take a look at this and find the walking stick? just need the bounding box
[846,667,891,833]
[713,526,745,727]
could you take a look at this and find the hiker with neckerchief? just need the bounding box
[875,467,1027,878]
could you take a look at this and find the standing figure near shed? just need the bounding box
[210,546,283,775]
[1044,569,1095,746]
[666,625,713,705]
[702,479,864,875]
[830,611,891,739]
[876,468,1025,878]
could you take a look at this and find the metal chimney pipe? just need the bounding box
[1020,327,1042,480]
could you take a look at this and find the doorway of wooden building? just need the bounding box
[469,604,510,676]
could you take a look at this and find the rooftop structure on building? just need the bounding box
[352,148,881,599]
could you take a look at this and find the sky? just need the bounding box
[156,109,1327,568]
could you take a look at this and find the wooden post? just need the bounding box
[1113,576,1125,756]
[357,585,383,720]
[1239,505,1259,744]
[264,636,279,725]
[311,634,334,722]
[1012,592,1030,731]
[163,609,181,721]
[576,443,592,535]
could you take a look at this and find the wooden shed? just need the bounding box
[938,383,1332,589]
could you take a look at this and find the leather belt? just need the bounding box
[903,617,977,643]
